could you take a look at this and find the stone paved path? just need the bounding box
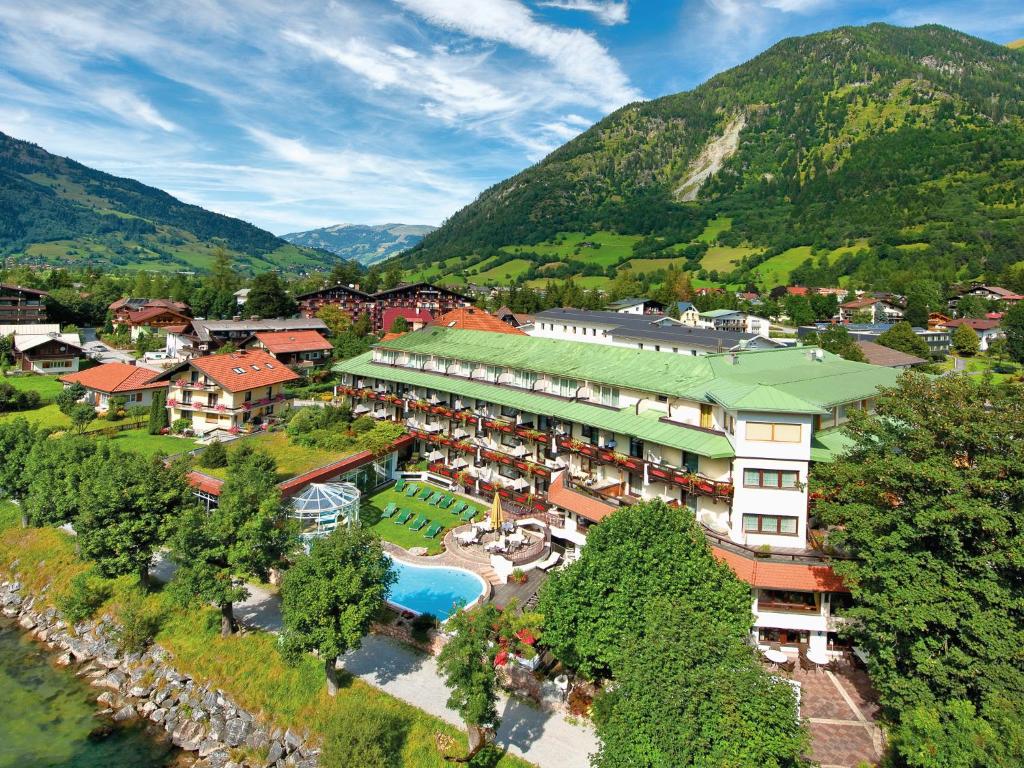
[153,556,598,768]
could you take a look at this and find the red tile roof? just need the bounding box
[189,349,300,393]
[431,307,527,335]
[380,332,406,342]
[382,307,434,330]
[786,286,809,296]
[840,296,877,309]
[712,547,848,592]
[938,318,1001,331]
[254,330,333,354]
[548,472,617,523]
[126,306,191,324]
[975,285,1023,300]
[60,363,167,394]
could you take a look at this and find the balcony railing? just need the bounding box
[700,524,850,564]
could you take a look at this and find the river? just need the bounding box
[0,618,182,768]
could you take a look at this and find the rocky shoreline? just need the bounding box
[0,577,319,768]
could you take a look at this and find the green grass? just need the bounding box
[503,231,641,268]
[98,429,199,458]
[696,216,732,244]
[474,259,533,284]
[699,245,762,273]
[362,483,486,555]
[751,240,868,288]
[2,374,63,399]
[0,403,119,433]
[0,520,531,768]
[934,355,1021,384]
[621,257,688,275]
[201,431,341,482]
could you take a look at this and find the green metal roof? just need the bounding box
[699,309,739,318]
[368,328,902,413]
[337,353,735,459]
[810,427,856,463]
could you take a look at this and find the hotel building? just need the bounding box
[335,327,900,657]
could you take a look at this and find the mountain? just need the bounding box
[0,131,339,274]
[398,24,1024,292]
[282,223,436,266]
[1009,39,1024,49]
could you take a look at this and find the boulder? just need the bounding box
[225,717,251,747]
[264,741,285,766]
[112,705,137,723]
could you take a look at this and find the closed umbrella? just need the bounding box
[489,493,504,531]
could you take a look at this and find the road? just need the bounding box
[80,327,136,365]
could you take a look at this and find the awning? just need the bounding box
[353,404,370,414]
[427,450,444,461]
[451,457,468,469]
[511,477,530,490]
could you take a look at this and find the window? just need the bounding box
[513,369,537,389]
[232,367,245,374]
[758,589,818,612]
[742,514,798,536]
[743,468,800,489]
[725,414,735,434]
[557,377,578,398]
[745,422,801,443]
[700,403,713,429]
[628,472,642,495]
[598,385,620,407]
[581,424,598,445]
[500,432,518,448]
[537,415,551,431]
[629,437,644,458]
[498,465,518,480]
[408,353,426,369]
[379,350,397,365]
[485,365,505,383]
[435,356,452,373]
[500,405,518,418]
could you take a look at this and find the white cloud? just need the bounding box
[94,88,179,132]
[395,0,641,109]
[536,1,629,26]
[762,0,830,12]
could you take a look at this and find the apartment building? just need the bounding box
[0,284,48,325]
[158,349,299,435]
[335,327,900,657]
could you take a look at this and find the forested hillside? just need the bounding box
[0,132,337,274]
[398,24,1024,293]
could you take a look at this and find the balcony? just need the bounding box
[175,379,219,392]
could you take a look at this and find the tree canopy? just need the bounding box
[877,321,931,358]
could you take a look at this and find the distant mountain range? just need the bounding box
[0,131,339,274]
[282,223,437,266]
[397,24,1024,293]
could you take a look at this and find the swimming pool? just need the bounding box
[387,557,487,620]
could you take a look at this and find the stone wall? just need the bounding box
[1,578,318,768]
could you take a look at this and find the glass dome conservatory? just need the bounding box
[291,482,361,542]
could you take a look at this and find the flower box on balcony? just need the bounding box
[215,404,226,412]
[615,454,641,470]
[694,478,715,496]
[174,379,188,388]
[533,465,551,478]
[514,460,530,472]
[481,482,494,492]
[598,450,616,463]
[717,482,734,497]
[241,402,252,410]
[498,488,512,499]
[649,466,671,481]
[167,399,178,407]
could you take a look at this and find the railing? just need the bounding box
[508,527,549,565]
[700,524,851,563]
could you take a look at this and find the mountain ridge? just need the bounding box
[396,23,1024,293]
[282,223,437,266]
[0,131,339,275]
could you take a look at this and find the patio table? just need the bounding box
[763,649,789,664]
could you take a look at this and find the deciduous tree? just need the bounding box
[280,526,394,695]
[55,382,86,414]
[245,272,297,319]
[23,435,97,526]
[877,321,930,359]
[951,323,980,356]
[1002,301,1024,364]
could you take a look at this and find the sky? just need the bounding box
[1,1,1022,235]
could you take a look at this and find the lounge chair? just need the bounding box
[394,509,413,525]
[381,502,397,519]
[393,479,406,492]
[437,495,452,508]
[424,522,443,539]
[427,491,443,506]
[460,507,477,522]
[450,501,465,516]
[405,485,418,497]
[535,552,561,571]
[419,487,433,500]
[409,513,428,531]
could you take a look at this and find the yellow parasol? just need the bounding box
[489,493,504,531]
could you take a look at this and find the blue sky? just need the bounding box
[1,1,1022,235]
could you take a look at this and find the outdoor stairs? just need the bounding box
[479,567,502,586]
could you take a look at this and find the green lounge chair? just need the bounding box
[427,492,443,506]
[409,513,428,532]
[405,485,418,497]
[424,522,443,539]
[394,509,413,525]
[460,507,476,522]
[419,487,433,500]
[394,479,406,492]
[439,495,453,508]
[381,502,397,519]
[450,501,466,516]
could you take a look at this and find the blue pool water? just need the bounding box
[387,557,486,620]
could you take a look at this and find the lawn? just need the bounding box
[0,517,532,768]
[362,482,486,555]
[3,374,64,399]
[699,245,762,273]
[751,240,868,288]
[474,258,534,284]
[0,403,124,433]
[696,216,732,243]
[98,429,199,458]
[200,430,341,482]
[935,355,1021,384]
[503,231,641,268]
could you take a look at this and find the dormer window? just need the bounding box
[232,367,245,374]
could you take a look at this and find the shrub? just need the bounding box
[0,383,41,413]
[55,570,113,625]
[111,587,161,654]
[201,440,228,469]
[321,697,405,768]
[106,396,126,421]
[351,415,375,434]
[171,418,191,435]
[410,612,438,644]
[56,382,87,414]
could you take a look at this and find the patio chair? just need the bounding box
[381,502,397,519]
[409,513,428,531]
[460,507,477,522]
[450,501,466,516]
[427,491,443,506]
[393,479,406,492]
[419,487,433,500]
[424,522,443,539]
[438,495,453,508]
[394,509,413,525]
[404,484,418,497]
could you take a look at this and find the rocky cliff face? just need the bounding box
[1,578,317,768]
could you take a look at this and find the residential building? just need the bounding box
[295,282,471,333]
[854,341,925,369]
[294,283,372,325]
[799,323,950,357]
[166,317,329,358]
[234,288,250,306]
[381,307,433,332]
[530,308,781,355]
[605,297,665,315]
[12,332,83,373]
[242,330,334,367]
[838,297,904,323]
[935,317,1004,351]
[0,284,48,325]
[431,307,527,335]
[336,327,902,657]
[157,349,300,436]
[675,302,702,325]
[0,323,60,337]
[950,284,1023,311]
[494,306,534,330]
[60,362,167,410]
[699,309,770,338]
